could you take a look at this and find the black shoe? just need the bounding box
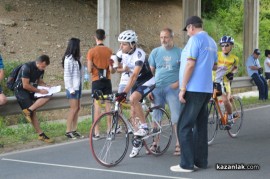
[92,134,100,140]
[72,131,84,138]
[65,132,77,140]
[224,125,231,130]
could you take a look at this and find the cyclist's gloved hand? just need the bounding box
[226,72,234,81]
[115,92,127,102]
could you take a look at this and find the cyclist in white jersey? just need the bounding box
[112,51,133,96]
[115,30,155,158]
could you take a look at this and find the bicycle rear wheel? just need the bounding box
[208,99,219,145]
[90,111,129,167]
[227,96,243,138]
[144,106,172,156]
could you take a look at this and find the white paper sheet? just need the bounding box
[34,85,61,98]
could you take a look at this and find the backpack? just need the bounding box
[6,64,23,91]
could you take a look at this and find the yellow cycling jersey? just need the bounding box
[217,52,239,71]
[213,52,239,82]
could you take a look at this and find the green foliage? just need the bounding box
[0,116,6,129]
[0,61,23,96]
[259,0,270,55]
[202,0,241,17]
[202,1,244,76]
[203,0,270,76]
[83,81,90,90]
[4,3,14,12]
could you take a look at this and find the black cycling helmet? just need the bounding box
[219,36,234,45]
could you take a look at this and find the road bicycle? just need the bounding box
[89,93,172,167]
[208,81,244,145]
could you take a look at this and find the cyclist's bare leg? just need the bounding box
[94,99,101,136]
[105,100,112,133]
[130,91,145,124]
[222,92,232,115]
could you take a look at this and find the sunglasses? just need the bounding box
[220,44,230,48]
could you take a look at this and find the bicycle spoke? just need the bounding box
[208,100,218,145]
[90,112,129,167]
[144,106,172,156]
[227,96,243,138]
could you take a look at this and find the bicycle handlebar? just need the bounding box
[92,90,131,109]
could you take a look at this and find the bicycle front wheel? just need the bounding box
[144,106,172,156]
[227,96,243,138]
[90,111,129,167]
[208,99,219,145]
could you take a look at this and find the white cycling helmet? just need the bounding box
[118,30,138,43]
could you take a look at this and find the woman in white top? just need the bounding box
[264,50,270,80]
[62,38,84,139]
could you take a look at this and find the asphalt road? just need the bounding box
[1,105,269,179]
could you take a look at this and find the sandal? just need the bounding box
[173,145,181,156]
[146,142,158,154]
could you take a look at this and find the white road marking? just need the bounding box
[1,158,190,179]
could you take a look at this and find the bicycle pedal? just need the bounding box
[224,125,231,130]
[154,146,161,153]
[219,125,225,130]
[152,128,160,133]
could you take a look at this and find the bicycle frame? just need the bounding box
[92,93,163,138]
[212,82,241,125]
[212,88,228,125]
[208,81,244,145]
[90,93,173,166]
[112,100,163,140]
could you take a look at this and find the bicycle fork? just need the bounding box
[213,98,229,130]
[107,112,120,141]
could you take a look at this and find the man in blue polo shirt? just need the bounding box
[246,49,268,100]
[170,16,217,172]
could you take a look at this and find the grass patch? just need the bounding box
[4,3,15,12]
[0,117,92,151]
[241,95,270,108]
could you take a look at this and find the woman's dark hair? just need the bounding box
[61,38,81,69]
[265,49,270,57]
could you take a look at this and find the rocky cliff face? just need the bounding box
[0,0,182,85]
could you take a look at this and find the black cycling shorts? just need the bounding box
[131,84,155,102]
[92,79,112,96]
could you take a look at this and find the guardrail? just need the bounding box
[0,77,255,116]
[0,90,92,116]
